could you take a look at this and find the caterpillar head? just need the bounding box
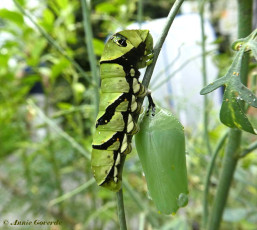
[100,29,153,66]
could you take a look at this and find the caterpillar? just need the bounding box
[91,30,154,192]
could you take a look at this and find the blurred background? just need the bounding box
[0,0,257,229]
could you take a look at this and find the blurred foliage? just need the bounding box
[0,0,257,230]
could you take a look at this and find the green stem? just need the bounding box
[116,189,127,230]
[202,131,228,228]
[28,100,91,159]
[13,0,90,83]
[49,178,95,206]
[81,0,100,118]
[207,1,252,229]
[45,92,64,214]
[240,140,257,158]
[199,0,212,155]
[137,0,143,28]
[123,179,159,227]
[207,129,241,230]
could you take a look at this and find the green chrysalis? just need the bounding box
[91,30,154,192]
[135,106,188,214]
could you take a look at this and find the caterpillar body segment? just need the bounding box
[91,30,153,191]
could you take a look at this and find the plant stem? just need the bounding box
[207,1,252,229]
[116,189,127,230]
[49,178,95,206]
[81,0,100,118]
[202,131,228,228]
[199,0,212,155]
[240,140,257,158]
[207,129,241,230]
[137,0,143,28]
[28,100,91,159]
[123,179,159,227]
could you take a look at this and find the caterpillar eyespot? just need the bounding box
[91,30,154,192]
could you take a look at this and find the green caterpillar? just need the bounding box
[91,30,154,192]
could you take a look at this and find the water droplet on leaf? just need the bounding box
[177,193,188,207]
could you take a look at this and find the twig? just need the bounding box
[199,0,213,156]
[81,0,100,118]
[239,140,257,158]
[116,189,127,230]
[202,131,228,228]
[49,178,95,207]
[28,99,91,159]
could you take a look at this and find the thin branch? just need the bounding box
[28,100,91,160]
[239,140,257,158]
[49,178,95,207]
[123,179,159,227]
[81,0,100,118]
[202,131,229,228]
[116,189,127,230]
[199,0,212,155]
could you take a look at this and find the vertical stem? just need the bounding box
[199,0,212,155]
[45,93,64,214]
[207,130,241,230]
[237,0,252,85]
[116,189,127,230]
[81,0,100,118]
[207,1,252,229]
[202,132,228,228]
[22,149,32,188]
[137,0,143,28]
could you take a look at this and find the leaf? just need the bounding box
[200,45,257,134]
[220,84,255,133]
[0,9,24,26]
[200,76,227,95]
[135,106,188,214]
[51,58,70,81]
[95,3,118,14]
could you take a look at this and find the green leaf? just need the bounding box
[51,58,70,81]
[95,3,118,14]
[200,76,227,95]
[0,9,24,26]
[200,45,257,134]
[220,84,255,133]
[93,39,105,56]
[135,106,188,214]
[40,8,55,32]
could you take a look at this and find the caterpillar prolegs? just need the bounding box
[91,30,154,192]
